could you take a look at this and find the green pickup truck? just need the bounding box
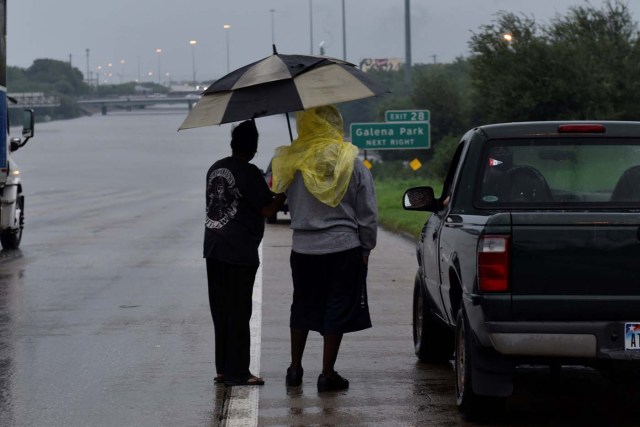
[403,121,640,421]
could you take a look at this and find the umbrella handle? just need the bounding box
[286,112,293,142]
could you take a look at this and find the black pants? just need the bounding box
[206,258,258,380]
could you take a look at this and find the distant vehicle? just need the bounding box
[263,159,288,224]
[1,1,36,250]
[403,121,640,421]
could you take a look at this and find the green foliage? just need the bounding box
[468,0,640,123]
[375,178,442,239]
[429,135,460,180]
[370,160,429,181]
[411,60,472,142]
[25,59,89,96]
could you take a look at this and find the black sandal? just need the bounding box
[224,375,265,386]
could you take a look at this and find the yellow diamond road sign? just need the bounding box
[362,159,373,170]
[409,158,422,171]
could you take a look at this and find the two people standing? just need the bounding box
[204,105,378,392]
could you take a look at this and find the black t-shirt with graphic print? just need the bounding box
[204,156,273,266]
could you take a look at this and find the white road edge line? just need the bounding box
[223,242,262,427]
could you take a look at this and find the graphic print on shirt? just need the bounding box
[206,168,241,229]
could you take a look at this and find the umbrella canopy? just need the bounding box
[178,52,388,130]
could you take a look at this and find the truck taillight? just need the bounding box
[477,236,510,292]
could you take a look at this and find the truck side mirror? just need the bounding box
[22,109,35,139]
[402,186,439,212]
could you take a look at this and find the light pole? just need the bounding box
[96,65,102,87]
[155,48,162,84]
[85,48,90,85]
[119,59,126,83]
[309,0,313,54]
[404,0,412,86]
[270,9,276,47]
[190,40,197,85]
[341,0,346,60]
[223,24,231,74]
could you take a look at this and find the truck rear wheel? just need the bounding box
[413,276,454,363]
[454,306,505,421]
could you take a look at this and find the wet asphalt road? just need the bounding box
[0,110,639,426]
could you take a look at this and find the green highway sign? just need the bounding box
[350,122,430,150]
[385,110,430,123]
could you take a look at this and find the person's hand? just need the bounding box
[362,255,369,265]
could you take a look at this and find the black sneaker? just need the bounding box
[286,366,303,387]
[317,372,349,392]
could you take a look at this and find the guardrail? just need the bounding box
[8,92,61,108]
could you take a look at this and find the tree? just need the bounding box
[468,13,558,123]
[25,59,89,96]
[411,59,471,142]
[547,1,640,119]
[468,0,640,123]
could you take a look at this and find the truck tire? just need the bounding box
[0,194,24,250]
[412,276,454,363]
[454,306,505,421]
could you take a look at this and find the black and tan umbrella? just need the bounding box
[178,49,388,132]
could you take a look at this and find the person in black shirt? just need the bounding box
[205,119,285,386]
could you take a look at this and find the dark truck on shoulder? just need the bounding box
[403,121,640,420]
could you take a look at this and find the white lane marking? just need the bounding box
[224,243,262,427]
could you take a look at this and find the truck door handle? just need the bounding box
[445,215,463,226]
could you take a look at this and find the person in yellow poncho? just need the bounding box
[272,105,378,392]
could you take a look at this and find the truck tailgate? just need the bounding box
[510,212,640,320]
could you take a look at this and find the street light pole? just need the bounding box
[270,9,276,47]
[223,24,231,74]
[309,0,313,55]
[190,40,197,85]
[85,48,90,85]
[155,48,162,84]
[341,0,346,61]
[119,59,125,83]
[404,0,412,86]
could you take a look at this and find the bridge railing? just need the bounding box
[8,92,61,108]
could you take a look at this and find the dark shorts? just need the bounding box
[290,247,372,335]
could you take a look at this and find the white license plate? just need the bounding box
[625,323,640,350]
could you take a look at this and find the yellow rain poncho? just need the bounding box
[272,105,358,207]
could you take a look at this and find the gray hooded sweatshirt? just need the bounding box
[287,160,378,256]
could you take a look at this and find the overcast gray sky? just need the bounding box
[9,1,640,84]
